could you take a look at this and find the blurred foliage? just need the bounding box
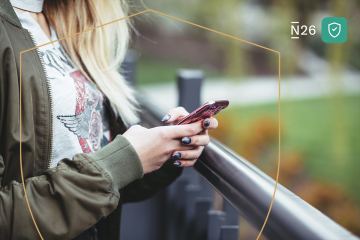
[142,0,360,75]
[135,57,221,85]
[209,94,360,236]
[197,0,250,79]
[135,0,360,236]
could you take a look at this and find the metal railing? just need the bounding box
[139,94,360,240]
[121,50,360,240]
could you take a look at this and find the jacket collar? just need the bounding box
[0,0,22,27]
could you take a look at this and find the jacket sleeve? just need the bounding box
[106,105,184,203]
[0,135,144,240]
[122,158,183,203]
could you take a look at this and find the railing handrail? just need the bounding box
[138,94,360,240]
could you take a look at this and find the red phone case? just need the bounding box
[175,100,229,125]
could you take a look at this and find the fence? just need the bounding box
[120,50,360,240]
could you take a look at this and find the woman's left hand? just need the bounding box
[161,107,218,167]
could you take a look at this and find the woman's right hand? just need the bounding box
[123,121,205,174]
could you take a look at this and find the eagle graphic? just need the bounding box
[57,72,104,153]
[57,104,93,139]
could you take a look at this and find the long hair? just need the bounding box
[43,0,139,127]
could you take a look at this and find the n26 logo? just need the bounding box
[291,22,316,39]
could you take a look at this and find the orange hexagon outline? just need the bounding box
[19,9,281,240]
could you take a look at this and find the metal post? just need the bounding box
[220,226,239,240]
[183,183,214,240]
[224,200,240,226]
[165,180,189,240]
[207,210,227,240]
[177,69,203,112]
[194,198,212,240]
[176,69,204,190]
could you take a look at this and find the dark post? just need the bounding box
[121,49,138,86]
[224,200,240,226]
[194,198,212,240]
[207,210,227,240]
[177,69,204,112]
[165,180,189,240]
[220,226,239,240]
[175,69,205,240]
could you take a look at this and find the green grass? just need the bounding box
[135,56,360,203]
[219,94,360,203]
[136,56,221,85]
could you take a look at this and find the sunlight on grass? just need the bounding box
[212,94,360,203]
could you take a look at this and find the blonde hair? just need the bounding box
[44,0,139,127]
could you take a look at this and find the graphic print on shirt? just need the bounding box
[39,46,74,78]
[40,50,65,76]
[57,71,110,153]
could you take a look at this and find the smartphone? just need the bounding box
[175,100,229,125]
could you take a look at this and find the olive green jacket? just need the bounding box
[0,1,182,239]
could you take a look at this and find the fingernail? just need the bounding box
[173,161,181,167]
[182,137,191,144]
[204,120,210,127]
[173,152,181,159]
[161,115,171,122]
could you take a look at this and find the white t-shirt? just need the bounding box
[16,11,112,168]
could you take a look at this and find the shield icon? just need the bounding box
[328,22,341,38]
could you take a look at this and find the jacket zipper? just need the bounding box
[27,31,54,169]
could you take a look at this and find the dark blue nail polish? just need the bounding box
[173,152,181,159]
[182,137,191,144]
[204,120,210,127]
[173,161,181,167]
[161,115,171,122]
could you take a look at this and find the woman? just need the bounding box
[0,0,218,239]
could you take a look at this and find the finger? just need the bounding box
[202,117,218,130]
[167,121,204,139]
[171,140,196,151]
[197,129,208,136]
[129,124,147,131]
[180,135,210,146]
[173,159,198,167]
[172,146,203,160]
[161,107,189,123]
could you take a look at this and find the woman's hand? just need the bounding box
[123,107,218,174]
[161,107,218,167]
